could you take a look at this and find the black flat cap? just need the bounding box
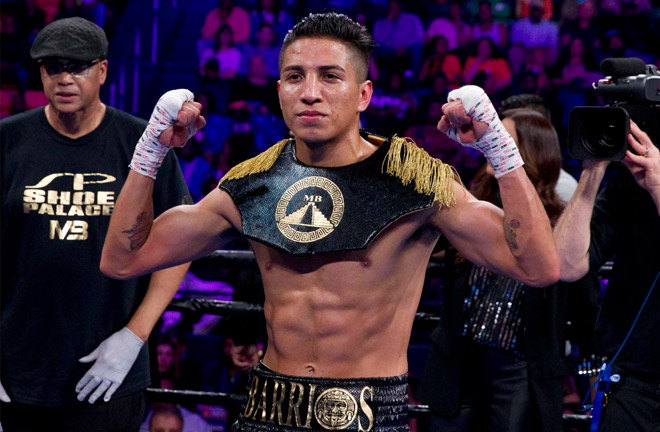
[30,17,108,62]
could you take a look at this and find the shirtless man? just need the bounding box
[101,13,558,432]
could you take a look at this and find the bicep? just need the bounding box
[132,188,240,275]
[431,185,520,278]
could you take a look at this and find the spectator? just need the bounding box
[193,89,234,156]
[373,0,425,79]
[201,337,258,429]
[142,404,211,432]
[199,0,250,55]
[156,336,179,390]
[249,0,293,45]
[510,0,559,66]
[515,0,553,20]
[507,43,528,94]
[471,1,508,48]
[559,0,601,53]
[149,405,183,432]
[520,46,552,96]
[463,38,512,93]
[166,329,203,393]
[419,36,462,89]
[426,1,471,51]
[231,53,279,113]
[595,29,655,64]
[364,69,417,136]
[418,72,451,119]
[199,25,242,79]
[239,23,280,78]
[599,0,651,17]
[198,58,233,113]
[551,37,600,88]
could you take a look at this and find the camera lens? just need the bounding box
[581,122,621,157]
[569,106,628,161]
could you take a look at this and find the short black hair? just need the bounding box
[279,12,375,81]
[500,93,550,120]
[149,405,183,431]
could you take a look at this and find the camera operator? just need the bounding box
[553,118,660,431]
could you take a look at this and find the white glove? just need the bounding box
[75,327,144,403]
[446,85,524,178]
[0,379,11,402]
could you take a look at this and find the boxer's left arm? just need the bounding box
[76,263,189,403]
[431,87,559,287]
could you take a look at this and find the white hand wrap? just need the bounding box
[129,89,195,179]
[446,85,524,178]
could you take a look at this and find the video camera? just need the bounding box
[568,57,660,160]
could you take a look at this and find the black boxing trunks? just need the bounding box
[231,362,409,432]
[219,131,459,256]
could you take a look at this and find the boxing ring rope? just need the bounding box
[149,249,605,429]
[168,298,441,324]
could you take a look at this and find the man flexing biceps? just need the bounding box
[102,13,558,432]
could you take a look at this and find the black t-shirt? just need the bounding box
[1,106,191,406]
[589,170,660,375]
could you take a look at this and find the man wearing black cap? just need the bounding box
[0,17,191,431]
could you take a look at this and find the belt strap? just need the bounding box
[236,363,409,432]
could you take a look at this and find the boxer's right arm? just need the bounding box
[101,92,240,280]
[101,172,239,280]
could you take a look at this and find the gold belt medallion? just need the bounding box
[314,388,358,430]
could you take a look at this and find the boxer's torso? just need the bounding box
[217,134,457,377]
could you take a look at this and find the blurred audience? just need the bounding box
[419,36,462,88]
[471,1,508,48]
[510,0,559,66]
[199,25,242,79]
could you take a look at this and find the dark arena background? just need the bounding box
[2,0,660,431]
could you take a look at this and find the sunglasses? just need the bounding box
[40,59,102,78]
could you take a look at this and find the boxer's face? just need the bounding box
[40,58,107,115]
[278,37,372,147]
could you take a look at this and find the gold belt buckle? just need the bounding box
[314,387,359,430]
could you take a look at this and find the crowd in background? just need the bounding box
[2,0,659,430]
[3,0,660,202]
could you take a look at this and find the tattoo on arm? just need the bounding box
[505,218,520,250]
[121,210,153,250]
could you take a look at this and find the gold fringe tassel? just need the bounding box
[383,136,463,207]
[219,139,290,184]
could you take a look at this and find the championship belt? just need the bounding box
[233,363,409,432]
[219,132,459,256]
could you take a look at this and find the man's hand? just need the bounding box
[157,101,206,148]
[622,121,660,195]
[75,327,144,403]
[230,343,259,372]
[0,380,10,403]
[438,85,523,178]
[437,99,488,143]
[130,89,206,179]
